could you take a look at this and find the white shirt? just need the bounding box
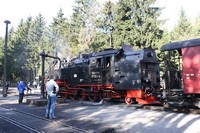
[46,79,59,96]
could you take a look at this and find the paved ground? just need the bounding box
[0,87,200,133]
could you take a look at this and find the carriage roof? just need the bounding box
[160,38,200,51]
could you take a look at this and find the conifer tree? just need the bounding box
[10,19,31,80]
[27,14,46,79]
[48,8,70,58]
[94,0,115,50]
[192,17,200,38]
[113,0,163,49]
[171,8,193,41]
[69,0,99,55]
[0,37,4,77]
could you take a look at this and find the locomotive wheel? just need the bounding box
[98,91,103,101]
[78,90,87,101]
[57,87,67,98]
[69,94,76,100]
[69,90,78,100]
[64,93,69,99]
[125,97,133,105]
[99,91,112,102]
[88,92,99,102]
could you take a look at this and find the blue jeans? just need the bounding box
[19,93,24,103]
[45,94,56,119]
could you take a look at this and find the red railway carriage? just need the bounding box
[182,46,200,94]
[48,45,160,105]
[161,38,200,108]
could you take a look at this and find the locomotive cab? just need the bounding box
[113,46,160,104]
[89,53,115,85]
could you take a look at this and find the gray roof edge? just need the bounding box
[160,38,200,51]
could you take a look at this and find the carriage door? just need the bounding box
[102,56,112,85]
[182,46,200,94]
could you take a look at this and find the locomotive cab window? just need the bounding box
[96,58,102,67]
[90,58,96,66]
[90,58,102,67]
[105,56,111,67]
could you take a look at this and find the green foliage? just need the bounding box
[28,14,47,79]
[0,38,4,78]
[48,8,70,62]
[171,8,194,41]
[160,8,194,76]
[112,0,163,49]
[69,0,99,56]
[0,38,4,65]
[94,1,115,49]
[192,17,200,38]
[2,1,200,82]
[9,18,32,81]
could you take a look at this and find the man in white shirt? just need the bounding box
[45,75,59,119]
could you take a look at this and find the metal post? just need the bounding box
[40,50,46,99]
[109,26,113,48]
[39,50,60,99]
[109,30,112,48]
[3,20,11,97]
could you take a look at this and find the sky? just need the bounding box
[0,0,200,38]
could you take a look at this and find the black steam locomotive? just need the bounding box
[48,45,160,105]
[48,38,200,108]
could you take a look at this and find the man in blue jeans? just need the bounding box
[17,80,26,104]
[45,75,59,119]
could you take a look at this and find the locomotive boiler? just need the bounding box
[48,45,160,105]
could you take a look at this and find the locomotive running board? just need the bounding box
[127,90,160,105]
[135,96,160,105]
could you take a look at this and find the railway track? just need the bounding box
[0,105,93,133]
[97,98,200,114]
[89,98,199,114]
[0,114,43,133]
[134,104,200,114]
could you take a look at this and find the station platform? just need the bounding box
[0,87,200,133]
[0,87,93,133]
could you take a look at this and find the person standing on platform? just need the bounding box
[17,80,26,104]
[26,81,32,94]
[33,80,37,90]
[45,75,59,119]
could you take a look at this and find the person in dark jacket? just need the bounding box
[17,80,26,103]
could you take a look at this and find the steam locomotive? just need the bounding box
[48,45,160,105]
[48,38,200,108]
